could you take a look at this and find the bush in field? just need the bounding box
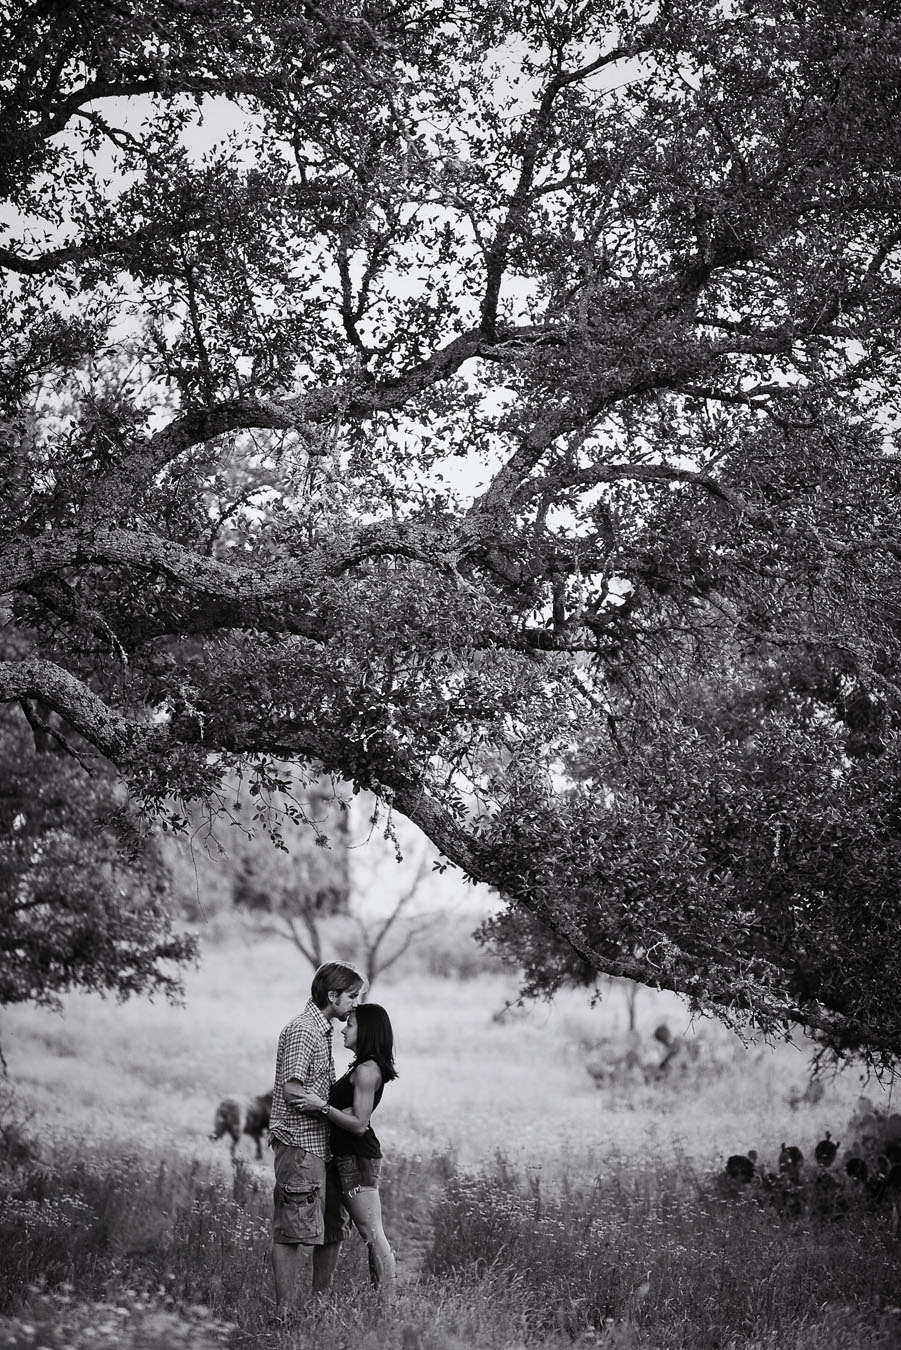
[717,1100,901,1227]
[842,1097,901,1180]
[0,713,196,1013]
[0,1081,34,1170]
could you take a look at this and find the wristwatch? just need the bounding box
[320,1102,329,1115]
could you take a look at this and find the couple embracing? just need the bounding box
[268,961,397,1319]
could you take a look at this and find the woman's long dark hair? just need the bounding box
[352,1003,397,1083]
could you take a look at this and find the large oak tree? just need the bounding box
[3,0,901,1062]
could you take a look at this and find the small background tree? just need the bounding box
[228,789,446,990]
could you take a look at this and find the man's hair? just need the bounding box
[310,960,364,1009]
[351,1003,398,1083]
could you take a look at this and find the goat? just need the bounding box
[210,1098,242,1157]
[242,1091,273,1160]
[211,1091,272,1160]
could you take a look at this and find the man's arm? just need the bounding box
[282,1078,307,1109]
[278,1025,318,1110]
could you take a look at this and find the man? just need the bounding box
[269,960,364,1316]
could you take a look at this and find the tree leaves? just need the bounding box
[3,0,901,1058]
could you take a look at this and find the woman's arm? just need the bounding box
[295,1061,382,1135]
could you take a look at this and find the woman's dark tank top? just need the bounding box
[329,1066,384,1158]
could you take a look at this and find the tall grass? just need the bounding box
[426,1154,901,1346]
[2,1127,900,1350]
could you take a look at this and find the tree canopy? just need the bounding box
[3,0,901,1063]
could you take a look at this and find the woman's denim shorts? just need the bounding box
[334,1153,382,1197]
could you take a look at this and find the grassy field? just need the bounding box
[2,928,900,1349]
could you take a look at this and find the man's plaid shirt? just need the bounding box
[268,999,335,1156]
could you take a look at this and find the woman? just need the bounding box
[295,1002,398,1297]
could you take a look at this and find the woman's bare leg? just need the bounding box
[343,1186,396,1300]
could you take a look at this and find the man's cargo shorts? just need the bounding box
[272,1141,349,1245]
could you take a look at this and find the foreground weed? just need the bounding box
[0,1288,234,1350]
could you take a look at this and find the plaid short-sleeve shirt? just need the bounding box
[268,999,335,1156]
